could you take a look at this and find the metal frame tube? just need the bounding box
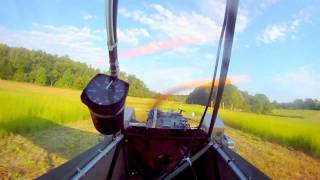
[71,134,124,180]
[106,0,119,78]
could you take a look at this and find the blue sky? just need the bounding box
[0,0,319,102]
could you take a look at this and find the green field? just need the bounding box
[0,80,90,137]
[220,110,320,156]
[0,80,320,157]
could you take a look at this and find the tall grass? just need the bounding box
[0,82,90,137]
[272,109,320,121]
[219,110,320,156]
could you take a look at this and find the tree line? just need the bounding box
[186,84,273,114]
[273,98,320,110]
[0,44,155,98]
[1,44,318,110]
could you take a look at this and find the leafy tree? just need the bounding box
[74,76,86,89]
[254,94,273,113]
[13,69,27,82]
[0,45,12,79]
[35,67,47,85]
[275,98,320,110]
[0,44,157,98]
[56,69,73,88]
[187,85,274,114]
[48,69,59,86]
[186,87,209,105]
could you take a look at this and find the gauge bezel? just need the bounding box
[81,73,129,116]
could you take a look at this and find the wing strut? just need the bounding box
[106,0,119,78]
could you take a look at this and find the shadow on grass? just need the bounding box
[0,117,100,160]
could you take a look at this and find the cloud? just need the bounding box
[293,6,314,24]
[0,24,107,68]
[0,24,154,67]
[118,3,247,59]
[118,28,150,46]
[204,53,215,61]
[198,0,249,33]
[120,37,204,59]
[256,24,287,44]
[119,4,221,44]
[119,4,220,58]
[258,0,279,10]
[83,14,96,21]
[273,66,320,101]
[133,66,200,93]
[132,63,250,94]
[236,10,249,33]
[256,20,301,44]
[256,7,313,45]
[163,46,198,58]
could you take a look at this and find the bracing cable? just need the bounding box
[197,1,228,129]
[208,0,239,136]
[160,0,239,179]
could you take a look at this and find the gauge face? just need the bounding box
[84,74,127,106]
[81,74,129,135]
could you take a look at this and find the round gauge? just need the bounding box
[85,75,126,105]
[81,74,129,135]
